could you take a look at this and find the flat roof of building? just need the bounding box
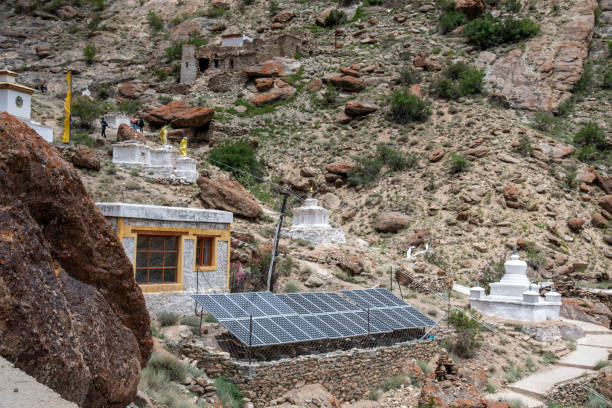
[96,202,233,224]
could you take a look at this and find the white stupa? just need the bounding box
[469,249,561,322]
[282,198,346,245]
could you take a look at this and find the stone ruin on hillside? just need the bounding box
[180,30,314,85]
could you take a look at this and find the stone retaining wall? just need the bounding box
[181,339,437,406]
[546,370,609,406]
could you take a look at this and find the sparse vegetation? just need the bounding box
[449,154,469,174]
[147,352,188,382]
[433,62,485,100]
[573,121,610,163]
[463,14,540,49]
[157,311,179,327]
[147,11,164,32]
[447,309,482,358]
[208,140,264,186]
[389,89,432,123]
[594,360,609,370]
[71,96,105,128]
[83,44,96,64]
[284,280,300,293]
[214,377,246,408]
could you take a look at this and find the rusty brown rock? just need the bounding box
[454,0,485,19]
[344,101,379,116]
[595,172,612,194]
[35,45,52,59]
[394,13,407,23]
[408,84,422,99]
[600,195,612,214]
[70,145,101,171]
[0,112,151,407]
[307,78,323,92]
[329,75,366,92]
[143,100,188,127]
[197,177,263,218]
[273,11,296,23]
[270,22,284,30]
[374,212,410,233]
[56,5,77,19]
[340,67,360,77]
[255,77,275,91]
[170,106,214,128]
[592,214,608,229]
[250,86,296,106]
[567,218,585,232]
[117,123,146,142]
[243,60,286,78]
[428,148,445,163]
[325,162,354,176]
[118,82,144,100]
[406,229,430,248]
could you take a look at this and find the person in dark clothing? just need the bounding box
[41,82,47,94]
[100,117,109,139]
[138,117,144,133]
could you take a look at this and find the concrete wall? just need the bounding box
[181,339,437,406]
[181,45,197,84]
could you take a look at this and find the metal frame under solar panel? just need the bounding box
[277,292,393,337]
[339,288,436,329]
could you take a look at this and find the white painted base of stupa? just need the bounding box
[282,226,346,246]
[470,296,562,322]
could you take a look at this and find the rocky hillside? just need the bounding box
[1,0,611,308]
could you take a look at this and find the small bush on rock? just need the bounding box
[83,44,96,64]
[464,14,539,49]
[439,10,466,34]
[399,67,422,86]
[389,89,431,123]
[448,309,482,358]
[449,154,469,174]
[147,352,188,382]
[573,121,609,163]
[603,69,612,89]
[147,11,164,32]
[215,377,246,408]
[347,156,383,186]
[72,96,105,128]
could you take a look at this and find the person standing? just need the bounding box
[138,117,144,133]
[100,117,109,139]
[41,82,47,94]
[131,115,138,130]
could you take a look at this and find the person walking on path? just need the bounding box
[100,117,109,139]
[131,115,138,130]
[138,117,144,134]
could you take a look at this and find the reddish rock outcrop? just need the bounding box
[375,212,410,233]
[595,173,612,194]
[70,145,101,171]
[170,106,215,128]
[592,214,608,229]
[329,75,366,92]
[250,86,296,106]
[255,77,275,91]
[143,100,188,127]
[568,218,585,232]
[600,195,612,214]
[197,177,263,218]
[117,123,146,142]
[428,148,445,162]
[484,0,597,111]
[0,112,151,407]
[325,162,354,176]
[244,60,286,78]
[118,82,144,101]
[561,298,612,327]
[273,11,296,23]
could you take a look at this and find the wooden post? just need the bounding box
[267,191,290,292]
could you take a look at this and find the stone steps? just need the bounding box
[560,318,611,335]
[557,345,610,369]
[577,334,612,349]
[507,366,592,399]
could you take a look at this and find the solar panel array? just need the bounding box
[192,288,434,348]
[339,288,437,329]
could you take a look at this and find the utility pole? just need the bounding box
[267,190,290,292]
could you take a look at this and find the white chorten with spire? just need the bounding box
[469,249,561,322]
[282,197,345,245]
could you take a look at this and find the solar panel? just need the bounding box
[303,315,344,339]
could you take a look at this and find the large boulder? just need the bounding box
[70,145,101,171]
[325,162,354,176]
[561,298,612,327]
[595,172,612,194]
[600,195,612,214]
[197,177,263,218]
[117,82,144,101]
[243,60,286,78]
[0,113,151,407]
[329,75,366,92]
[250,86,296,106]
[344,101,379,116]
[143,100,188,127]
[454,0,486,19]
[170,106,215,128]
[117,123,146,142]
[374,212,410,233]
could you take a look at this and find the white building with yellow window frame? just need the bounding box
[96,202,232,315]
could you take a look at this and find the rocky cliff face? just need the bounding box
[0,112,152,407]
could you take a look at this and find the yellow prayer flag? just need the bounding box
[179,137,187,156]
[160,125,168,145]
[62,71,71,143]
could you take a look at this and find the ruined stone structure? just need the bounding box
[180,31,314,84]
[434,348,458,381]
[181,339,436,406]
[97,202,232,315]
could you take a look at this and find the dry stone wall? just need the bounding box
[181,340,437,406]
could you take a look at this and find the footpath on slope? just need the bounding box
[488,318,612,407]
[0,356,78,408]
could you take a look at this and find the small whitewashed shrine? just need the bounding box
[469,250,561,322]
[282,198,346,245]
[0,69,53,142]
[112,141,198,183]
[97,202,232,315]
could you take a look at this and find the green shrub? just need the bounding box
[96,82,110,99]
[214,377,245,408]
[417,360,431,375]
[486,383,497,393]
[503,364,524,383]
[72,130,95,147]
[116,100,142,115]
[447,309,481,358]
[157,311,179,327]
[324,9,346,27]
[156,69,168,80]
[380,372,411,391]
[603,69,612,89]
[88,12,102,30]
[585,390,608,408]
[449,154,469,174]
[434,77,462,100]
[284,280,300,293]
[165,35,208,62]
[573,121,609,163]
[594,360,609,370]
[439,10,466,34]
[433,63,484,99]
[464,14,539,49]
[573,61,595,95]
[347,156,383,186]
[72,96,105,128]
[83,44,96,64]
[208,140,264,186]
[147,353,188,383]
[540,350,558,365]
[204,314,218,323]
[399,67,422,86]
[458,67,485,95]
[557,99,574,116]
[531,110,557,132]
[364,0,383,5]
[147,11,164,32]
[377,144,409,171]
[389,89,431,123]
[180,315,201,327]
[514,135,533,156]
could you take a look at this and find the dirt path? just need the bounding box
[0,356,78,408]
